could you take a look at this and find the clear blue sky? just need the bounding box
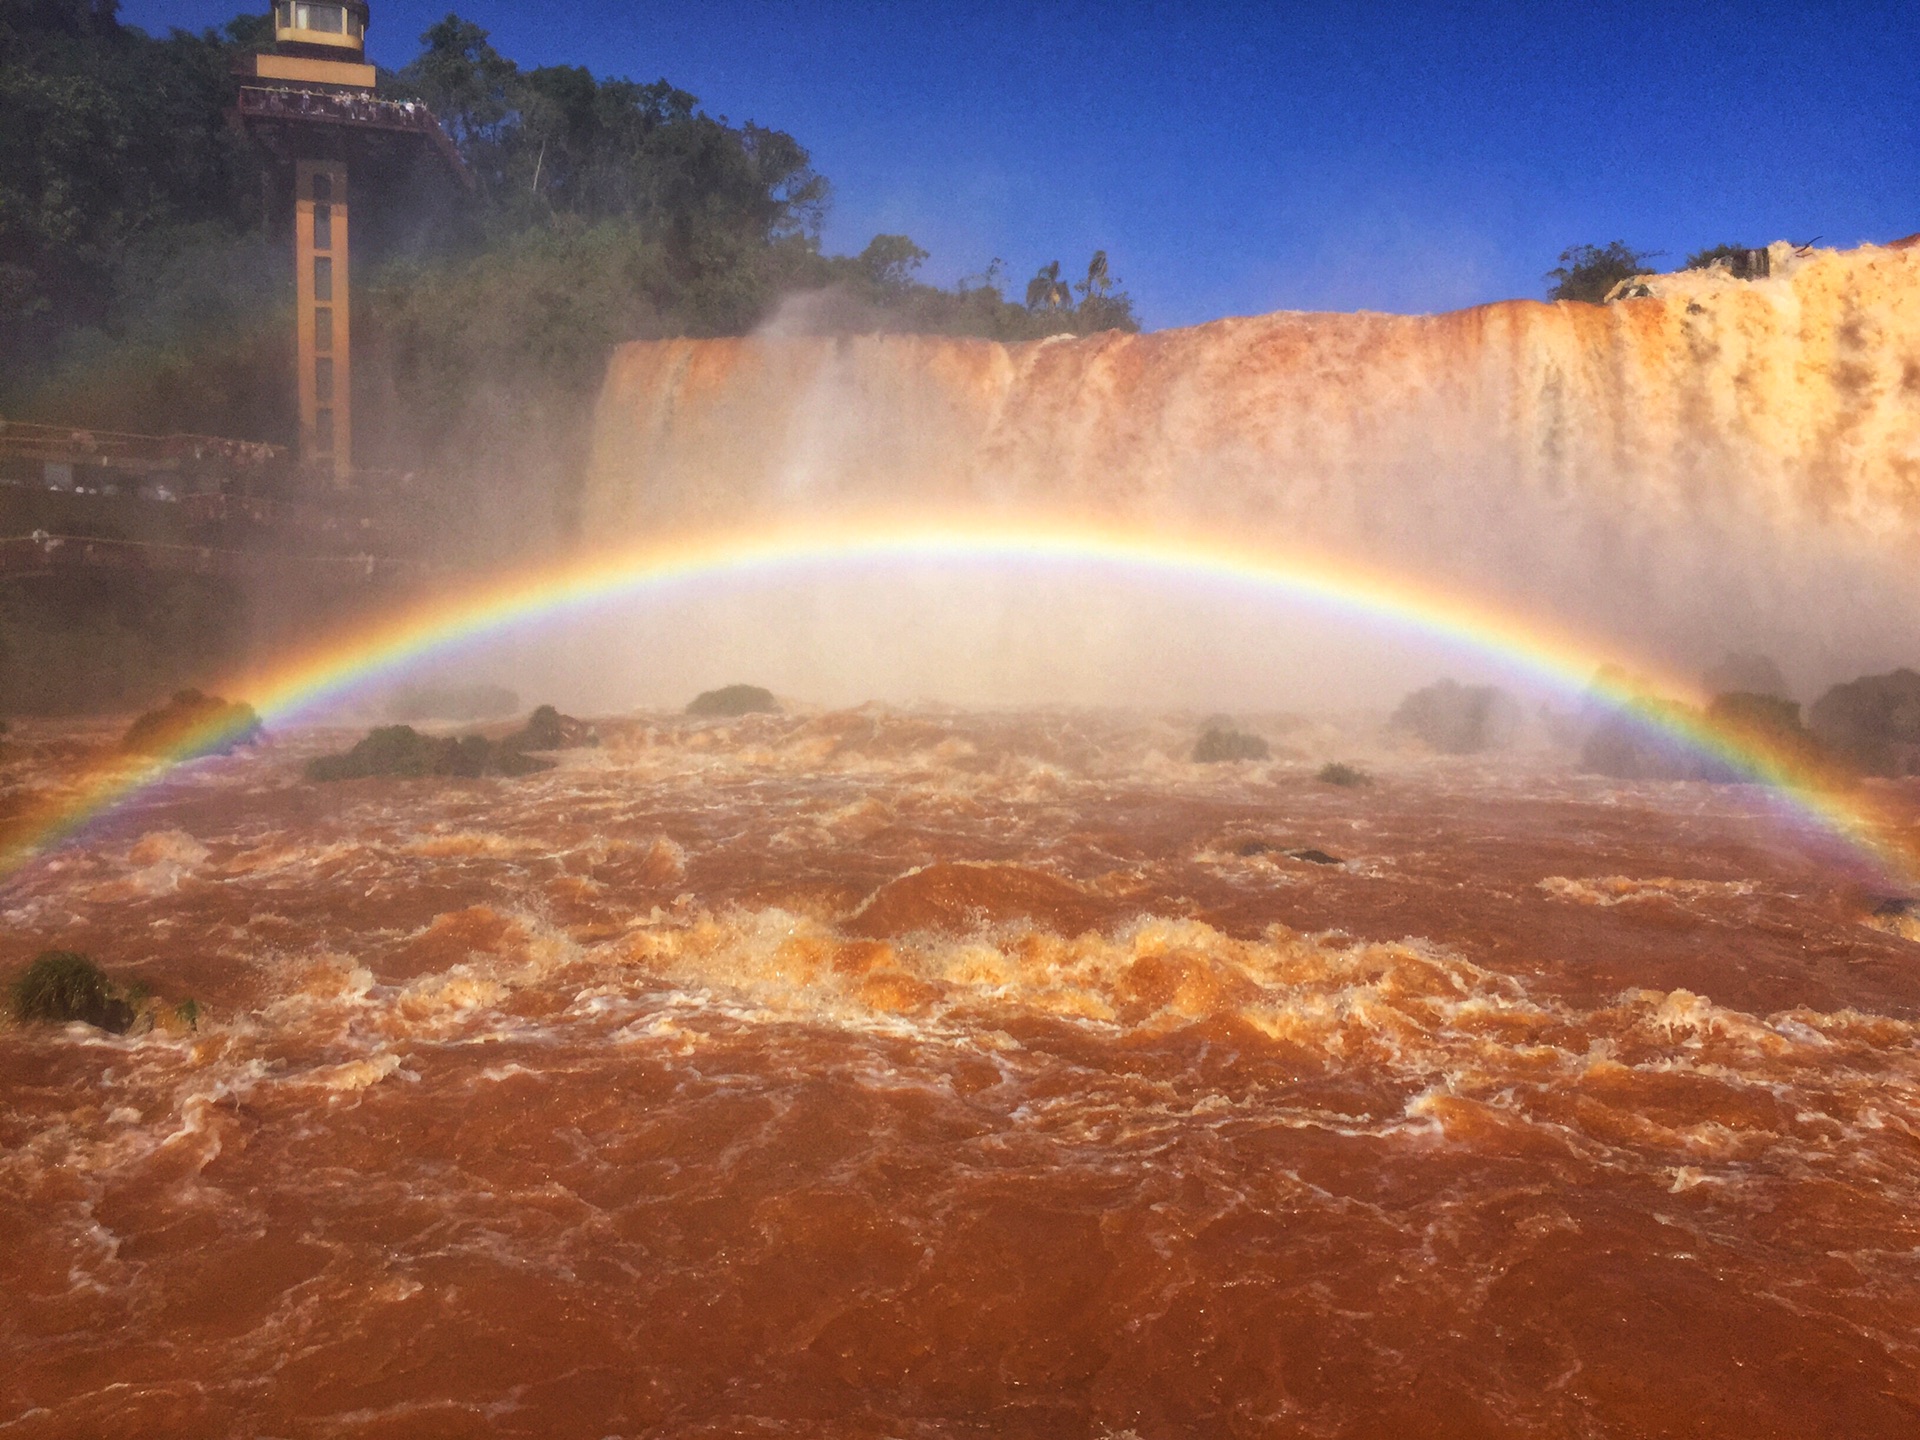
[126,0,1920,330]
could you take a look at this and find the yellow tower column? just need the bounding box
[294,158,351,487]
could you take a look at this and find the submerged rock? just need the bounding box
[1193,727,1269,763]
[122,690,262,757]
[1809,669,1920,777]
[1286,848,1344,866]
[687,684,780,717]
[306,725,555,782]
[1389,680,1518,754]
[847,861,1105,939]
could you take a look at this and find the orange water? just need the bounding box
[4,709,1919,1437]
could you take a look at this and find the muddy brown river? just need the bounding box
[3,708,1919,1438]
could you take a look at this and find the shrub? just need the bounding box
[1317,762,1372,787]
[687,684,780,717]
[9,951,134,1031]
[1545,242,1663,303]
[1193,728,1270,763]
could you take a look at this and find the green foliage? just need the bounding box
[0,4,1142,539]
[1686,243,1749,270]
[1316,762,1372,787]
[1545,242,1663,304]
[9,949,132,1030]
[856,234,930,287]
[687,684,780,717]
[0,2,266,378]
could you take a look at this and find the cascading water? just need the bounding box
[585,239,1920,686]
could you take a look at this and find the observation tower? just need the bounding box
[230,2,466,487]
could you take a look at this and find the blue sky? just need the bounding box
[126,0,1920,330]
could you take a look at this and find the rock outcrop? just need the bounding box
[1809,669,1920,777]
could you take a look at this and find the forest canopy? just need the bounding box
[0,3,1139,449]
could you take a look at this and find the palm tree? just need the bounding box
[1026,260,1071,310]
[1077,250,1110,301]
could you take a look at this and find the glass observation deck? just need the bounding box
[273,2,369,53]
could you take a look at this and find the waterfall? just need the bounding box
[584,239,1920,690]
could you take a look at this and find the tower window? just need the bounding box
[314,307,332,350]
[315,357,334,405]
[315,408,334,453]
[294,4,346,34]
[313,256,332,302]
[312,171,332,204]
[313,202,331,251]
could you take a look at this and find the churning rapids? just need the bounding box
[4,708,1919,1438]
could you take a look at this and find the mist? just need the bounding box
[545,238,1920,717]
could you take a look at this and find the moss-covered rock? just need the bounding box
[687,684,779,717]
[9,951,135,1032]
[121,689,261,757]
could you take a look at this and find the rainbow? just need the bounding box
[2,517,1914,887]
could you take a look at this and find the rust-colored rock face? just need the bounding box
[585,241,1920,673]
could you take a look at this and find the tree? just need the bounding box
[398,15,516,151]
[1686,243,1749,271]
[1025,259,1070,310]
[1544,241,1662,304]
[856,234,928,287]
[1076,250,1110,301]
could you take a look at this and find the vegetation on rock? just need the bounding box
[306,724,554,781]
[504,704,597,751]
[1193,727,1270,763]
[9,949,203,1034]
[1809,669,1920,777]
[121,689,261,756]
[1545,242,1663,303]
[1389,680,1518,754]
[687,685,780,718]
[9,950,134,1031]
[1316,762,1372,787]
